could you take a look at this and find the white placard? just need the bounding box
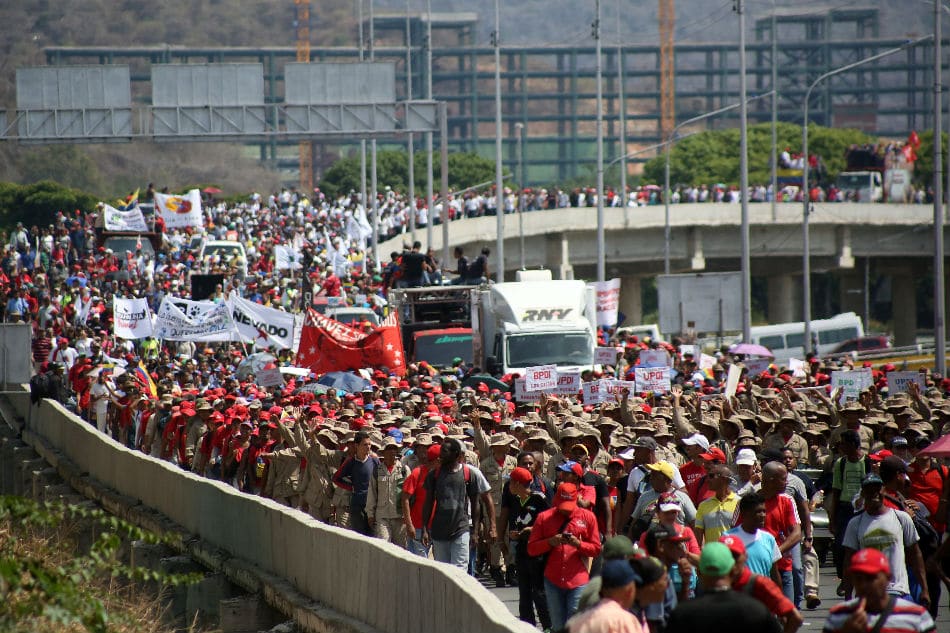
[679,344,698,358]
[594,346,621,365]
[103,204,149,233]
[789,358,807,378]
[112,297,153,339]
[831,369,874,403]
[583,379,606,404]
[699,353,717,371]
[589,278,621,327]
[639,349,671,368]
[634,367,671,394]
[887,371,924,394]
[524,364,558,392]
[724,363,743,399]
[515,376,581,402]
[744,358,771,377]
[256,367,285,387]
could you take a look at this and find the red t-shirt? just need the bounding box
[763,493,800,572]
[908,462,948,533]
[679,461,707,505]
[732,566,796,616]
[402,464,432,529]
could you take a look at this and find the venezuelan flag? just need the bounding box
[134,361,158,398]
[117,188,140,211]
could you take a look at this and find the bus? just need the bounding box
[745,312,864,364]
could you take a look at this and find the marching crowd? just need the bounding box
[14,183,949,633]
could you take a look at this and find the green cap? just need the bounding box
[698,542,735,577]
[603,535,639,560]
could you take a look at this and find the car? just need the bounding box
[830,335,891,354]
[326,307,380,327]
[198,240,248,278]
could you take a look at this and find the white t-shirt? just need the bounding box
[843,508,918,596]
[90,381,111,416]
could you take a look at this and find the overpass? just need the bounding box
[428,202,944,346]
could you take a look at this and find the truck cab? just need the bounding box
[474,271,597,376]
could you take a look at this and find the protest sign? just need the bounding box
[154,297,236,341]
[743,358,771,377]
[256,367,285,388]
[102,204,148,232]
[524,364,558,392]
[594,346,621,365]
[699,353,717,372]
[724,364,742,399]
[789,358,807,378]
[887,371,924,394]
[639,349,671,368]
[589,278,621,327]
[679,344,698,358]
[831,369,873,403]
[113,297,153,339]
[634,367,671,394]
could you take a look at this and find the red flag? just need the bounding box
[902,144,917,164]
[296,309,405,376]
[908,131,921,150]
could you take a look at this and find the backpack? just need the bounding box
[29,372,51,405]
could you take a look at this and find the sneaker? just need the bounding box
[490,566,506,587]
[835,581,846,597]
[805,594,821,609]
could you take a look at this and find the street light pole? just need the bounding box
[406,0,416,244]
[737,0,752,343]
[595,0,606,283]
[493,0,505,282]
[425,0,434,251]
[933,1,946,376]
[663,92,773,275]
[515,122,526,270]
[801,35,933,355]
[616,0,627,209]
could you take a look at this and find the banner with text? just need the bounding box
[831,368,874,403]
[639,349,671,368]
[514,372,581,402]
[582,378,638,404]
[589,278,621,327]
[887,371,925,394]
[102,204,149,233]
[113,297,153,339]
[594,346,621,365]
[524,364,558,392]
[227,293,296,349]
[154,297,236,341]
[634,367,672,394]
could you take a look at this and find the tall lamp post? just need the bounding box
[493,0,505,281]
[801,35,932,354]
[595,0,606,283]
[663,92,773,275]
[515,122,526,270]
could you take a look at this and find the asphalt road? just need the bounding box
[481,557,950,630]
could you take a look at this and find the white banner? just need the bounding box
[524,364,558,392]
[227,293,296,349]
[724,364,742,399]
[789,358,807,378]
[831,368,874,403]
[634,367,671,394]
[155,297,236,341]
[887,371,924,394]
[589,278,621,327]
[103,204,148,232]
[113,297,153,339]
[699,353,717,372]
[639,349,671,368]
[514,372,581,402]
[274,244,303,270]
[256,367,285,388]
[154,189,203,228]
[594,346,621,365]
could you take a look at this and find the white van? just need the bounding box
[615,323,664,344]
[746,312,864,364]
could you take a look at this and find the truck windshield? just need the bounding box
[506,332,593,367]
[837,174,870,190]
[414,332,473,368]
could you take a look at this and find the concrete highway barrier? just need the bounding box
[9,390,534,633]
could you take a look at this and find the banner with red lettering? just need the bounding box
[634,367,671,394]
[296,309,405,375]
[588,278,621,327]
[524,364,558,392]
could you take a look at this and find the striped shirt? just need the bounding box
[822,597,935,633]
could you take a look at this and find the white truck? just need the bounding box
[472,270,597,376]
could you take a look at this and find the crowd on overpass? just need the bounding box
[12,182,947,633]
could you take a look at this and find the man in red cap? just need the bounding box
[823,548,935,633]
[527,481,602,631]
[503,466,551,629]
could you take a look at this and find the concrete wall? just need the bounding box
[18,396,534,633]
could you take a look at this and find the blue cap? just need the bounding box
[557,460,579,472]
[387,428,404,443]
[600,559,641,588]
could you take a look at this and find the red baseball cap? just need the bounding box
[719,534,747,557]
[699,447,727,463]
[510,467,533,486]
[849,548,891,577]
[556,482,579,513]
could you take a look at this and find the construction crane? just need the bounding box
[659,0,674,138]
[295,0,313,193]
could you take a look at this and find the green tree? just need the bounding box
[0,181,98,230]
[913,130,946,188]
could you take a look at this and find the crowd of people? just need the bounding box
[14,182,949,633]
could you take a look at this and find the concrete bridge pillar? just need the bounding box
[892,267,917,347]
[619,277,642,326]
[767,274,800,324]
[545,233,574,280]
[838,271,864,316]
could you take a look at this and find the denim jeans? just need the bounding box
[408,528,431,558]
[779,569,795,603]
[791,543,804,607]
[544,577,585,631]
[432,530,470,571]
